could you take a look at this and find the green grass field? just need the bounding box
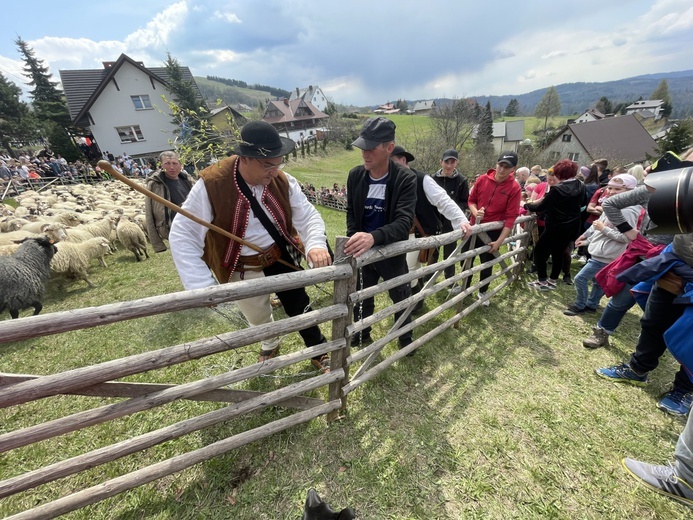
[1,133,690,519]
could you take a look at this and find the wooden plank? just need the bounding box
[0,264,352,344]
[0,306,347,409]
[0,370,343,499]
[4,401,342,520]
[0,341,343,453]
[0,374,322,410]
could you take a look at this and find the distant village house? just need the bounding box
[262,98,329,143]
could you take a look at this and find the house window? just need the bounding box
[131,95,152,110]
[562,134,572,142]
[549,151,561,163]
[116,125,145,143]
[568,152,580,162]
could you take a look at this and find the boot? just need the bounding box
[583,326,610,349]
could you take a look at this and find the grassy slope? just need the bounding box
[0,147,689,520]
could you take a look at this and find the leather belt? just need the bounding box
[237,243,282,272]
[656,271,684,295]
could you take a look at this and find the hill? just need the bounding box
[468,70,693,118]
[194,76,277,109]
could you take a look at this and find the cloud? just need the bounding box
[125,1,189,50]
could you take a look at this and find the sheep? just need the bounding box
[0,236,57,319]
[116,216,149,261]
[0,223,68,248]
[50,237,112,287]
[64,217,116,250]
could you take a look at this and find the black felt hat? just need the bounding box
[391,145,415,163]
[233,121,295,158]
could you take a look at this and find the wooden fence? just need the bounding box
[0,217,534,519]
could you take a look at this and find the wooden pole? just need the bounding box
[97,160,299,270]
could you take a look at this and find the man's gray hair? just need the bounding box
[159,151,180,162]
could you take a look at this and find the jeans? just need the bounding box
[629,285,693,393]
[675,410,693,483]
[573,258,607,309]
[597,285,636,334]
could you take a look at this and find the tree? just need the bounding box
[429,98,477,151]
[164,52,209,126]
[15,37,71,129]
[0,71,39,157]
[652,79,673,118]
[655,120,693,157]
[595,96,613,115]
[474,101,494,158]
[505,98,520,117]
[395,99,409,112]
[534,86,561,139]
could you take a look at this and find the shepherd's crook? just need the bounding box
[97,160,300,271]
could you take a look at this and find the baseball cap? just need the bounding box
[391,145,415,163]
[441,149,458,161]
[607,173,637,190]
[351,117,396,150]
[497,151,518,168]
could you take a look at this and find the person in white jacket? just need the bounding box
[564,174,641,315]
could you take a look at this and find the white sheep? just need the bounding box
[116,216,149,261]
[0,223,68,248]
[51,237,112,287]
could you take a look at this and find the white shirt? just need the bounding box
[422,175,468,229]
[169,172,327,290]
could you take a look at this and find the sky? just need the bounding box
[1,0,692,107]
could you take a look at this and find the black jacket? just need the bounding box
[525,178,586,228]
[412,168,442,236]
[346,159,416,246]
[433,169,469,231]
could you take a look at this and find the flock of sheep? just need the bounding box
[0,180,153,320]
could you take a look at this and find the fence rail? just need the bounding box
[0,216,534,519]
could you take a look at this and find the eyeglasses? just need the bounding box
[256,159,285,172]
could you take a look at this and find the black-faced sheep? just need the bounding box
[116,216,149,262]
[0,236,57,319]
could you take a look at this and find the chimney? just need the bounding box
[296,87,300,96]
[284,98,289,106]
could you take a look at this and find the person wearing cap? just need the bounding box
[563,173,640,314]
[144,151,195,253]
[466,151,523,301]
[390,145,472,309]
[432,148,471,281]
[169,120,332,372]
[344,117,417,351]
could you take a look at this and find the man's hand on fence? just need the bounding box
[307,247,332,268]
[461,222,473,239]
[344,232,374,258]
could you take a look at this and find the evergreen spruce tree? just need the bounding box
[475,101,494,158]
[505,98,520,117]
[0,71,39,157]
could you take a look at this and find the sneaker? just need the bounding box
[449,284,462,296]
[547,278,558,289]
[562,274,573,285]
[578,256,587,265]
[595,363,648,386]
[563,305,586,316]
[478,293,490,307]
[622,458,693,507]
[528,280,552,291]
[657,390,693,416]
[583,326,610,349]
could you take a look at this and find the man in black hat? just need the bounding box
[390,145,472,307]
[344,117,417,351]
[169,120,332,372]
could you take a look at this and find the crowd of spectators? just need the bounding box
[300,182,347,211]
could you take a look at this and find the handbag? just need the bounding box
[413,217,435,264]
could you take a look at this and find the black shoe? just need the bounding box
[350,332,372,347]
[563,305,586,316]
[399,337,416,357]
[584,306,597,313]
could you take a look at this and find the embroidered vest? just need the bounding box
[200,156,300,282]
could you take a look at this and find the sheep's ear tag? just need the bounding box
[49,240,55,244]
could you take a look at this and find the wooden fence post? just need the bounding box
[327,236,355,421]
